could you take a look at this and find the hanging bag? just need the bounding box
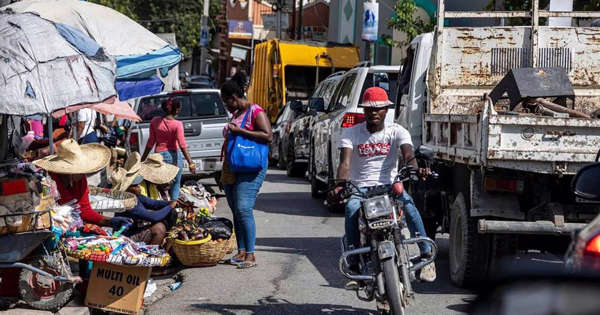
[226,107,268,173]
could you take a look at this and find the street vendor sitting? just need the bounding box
[111,153,178,245]
[139,153,180,200]
[33,139,133,231]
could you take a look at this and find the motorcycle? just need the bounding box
[0,209,80,312]
[337,146,438,315]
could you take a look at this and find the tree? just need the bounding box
[387,0,435,48]
[89,0,221,57]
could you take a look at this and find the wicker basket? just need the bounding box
[226,233,237,254]
[88,186,137,212]
[171,234,232,266]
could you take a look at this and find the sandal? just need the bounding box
[237,261,257,269]
[227,256,244,266]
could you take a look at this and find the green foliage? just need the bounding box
[387,0,435,47]
[89,0,221,57]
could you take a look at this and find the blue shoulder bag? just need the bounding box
[227,107,269,173]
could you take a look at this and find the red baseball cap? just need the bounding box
[358,87,394,108]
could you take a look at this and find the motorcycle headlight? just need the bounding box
[362,195,393,219]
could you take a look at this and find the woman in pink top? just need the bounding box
[142,98,196,200]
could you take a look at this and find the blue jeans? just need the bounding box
[223,168,267,254]
[345,187,431,255]
[160,151,183,200]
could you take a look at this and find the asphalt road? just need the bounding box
[147,168,473,315]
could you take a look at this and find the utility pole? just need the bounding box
[291,0,296,39]
[297,0,303,40]
[199,0,210,75]
[276,0,282,39]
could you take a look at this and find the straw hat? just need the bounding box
[140,153,179,184]
[33,139,110,174]
[110,152,142,192]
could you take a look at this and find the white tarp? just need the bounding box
[0,12,116,115]
[4,0,168,56]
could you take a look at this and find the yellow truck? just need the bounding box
[248,40,360,122]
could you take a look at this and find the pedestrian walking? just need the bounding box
[220,80,272,269]
[141,98,196,200]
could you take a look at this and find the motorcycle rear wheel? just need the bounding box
[382,258,405,315]
[19,254,73,312]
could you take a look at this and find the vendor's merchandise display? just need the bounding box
[51,203,84,232]
[167,212,235,266]
[179,181,217,215]
[63,235,171,267]
[89,186,137,212]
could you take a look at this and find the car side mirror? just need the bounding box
[572,163,600,201]
[308,97,325,113]
[289,100,304,112]
[415,145,435,160]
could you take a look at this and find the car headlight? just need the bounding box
[362,195,393,219]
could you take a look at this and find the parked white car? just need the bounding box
[309,64,401,203]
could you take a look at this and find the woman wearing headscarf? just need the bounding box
[142,98,196,200]
[221,80,272,269]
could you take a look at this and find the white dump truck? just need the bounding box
[395,1,600,287]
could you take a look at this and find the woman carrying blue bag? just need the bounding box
[220,80,273,269]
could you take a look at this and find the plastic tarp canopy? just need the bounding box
[116,76,164,101]
[4,0,182,79]
[4,0,167,56]
[0,12,116,116]
[116,46,181,79]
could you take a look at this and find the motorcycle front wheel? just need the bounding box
[382,258,405,315]
[19,254,73,312]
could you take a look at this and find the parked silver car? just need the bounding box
[129,89,227,178]
[287,71,345,179]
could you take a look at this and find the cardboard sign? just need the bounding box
[85,262,151,315]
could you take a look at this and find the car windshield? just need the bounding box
[137,92,226,122]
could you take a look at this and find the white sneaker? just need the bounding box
[420,262,436,282]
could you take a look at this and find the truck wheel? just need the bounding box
[19,255,73,312]
[449,193,491,288]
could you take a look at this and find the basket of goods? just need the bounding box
[88,186,137,212]
[167,214,234,266]
[62,235,171,267]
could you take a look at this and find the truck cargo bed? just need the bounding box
[424,101,600,175]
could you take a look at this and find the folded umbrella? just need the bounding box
[51,97,141,122]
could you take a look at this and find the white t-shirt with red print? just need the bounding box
[339,122,413,187]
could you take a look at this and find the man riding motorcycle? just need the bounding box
[329,87,436,284]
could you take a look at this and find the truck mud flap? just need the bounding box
[478,219,587,235]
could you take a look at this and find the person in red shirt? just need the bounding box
[34,139,131,230]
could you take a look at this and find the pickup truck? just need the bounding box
[129,89,227,179]
[397,1,600,287]
[310,64,400,204]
